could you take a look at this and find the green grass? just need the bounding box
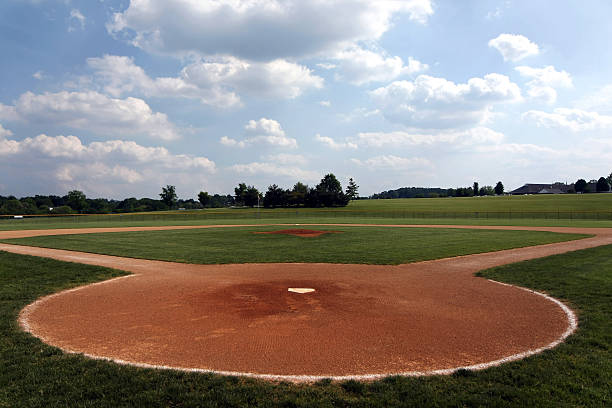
[1,243,610,406]
[350,193,612,213]
[1,226,588,265]
[2,194,612,231]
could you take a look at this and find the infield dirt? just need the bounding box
[2,224,611,381]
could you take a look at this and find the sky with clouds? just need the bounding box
[1,0,612,199]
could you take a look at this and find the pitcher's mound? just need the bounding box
[253,229,339,237]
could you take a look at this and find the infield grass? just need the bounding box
[1,243,610,406]
[1,226,588,265]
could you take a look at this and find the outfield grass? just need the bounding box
[1,226,588,265]
[2,194,612,231]
[1,244,610,406]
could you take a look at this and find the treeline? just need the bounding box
[0,191,234,215]
[216,174,358,208]
[371,182,505,199]
[0,173,357,215]
[371,187,449,199]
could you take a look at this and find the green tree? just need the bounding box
[494,181,504,195]
[607,172,612,187]
[596,177,610,192]
[197,191,210,207]
[66,190,87,212]
[159,185,177,208]
[289,182,308,206]
[234,183,248,206]
[244,186,261,207]
[345,178,359,200]
[472,182,479,197]
[314,173,349,207]
[575,179,587,193]
[263,184,288,208]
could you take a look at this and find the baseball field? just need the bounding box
[1,197,611,406]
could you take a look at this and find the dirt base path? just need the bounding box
[2,224,612,382]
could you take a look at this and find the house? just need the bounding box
[510,183,574,195]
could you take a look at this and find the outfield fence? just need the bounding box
[2,209,612,225]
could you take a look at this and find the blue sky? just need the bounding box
[1,0,612,199]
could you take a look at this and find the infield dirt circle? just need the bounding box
[2,224,612,382]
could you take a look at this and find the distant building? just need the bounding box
[510,182,574,195]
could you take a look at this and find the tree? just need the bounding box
[472,182,479,197]
[198,191,210,207]
[494,181,504,195]
[596,177,610,192]
[263,184,288,208]
[289,182,308,206]
[575,179,587,193]
[314,173,349,207]
[234,183,248,206]
[159,185,177,207]
[345,178,359,200]
[607,172,612,188]
[244,185,261,207]
[66,190,87,212]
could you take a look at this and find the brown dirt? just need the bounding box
[2,224,612,381]
[253,228,340,237]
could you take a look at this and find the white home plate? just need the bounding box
[288,288,315,294]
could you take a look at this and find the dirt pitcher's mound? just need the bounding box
[253,229,340,237]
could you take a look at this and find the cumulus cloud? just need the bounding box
[515,65,572,104]
[68,9,86,32]
[314,134,358,150]
[88,55,322,106]
[220,118,297,148]
[331,47,428,85]
[351,155,431,170]
[229,162,319,182]
[0,131,216,197]
[370,74,521,129]
[576,84,612,114]
[523,108,612,131]
[488,34,539,62]
[0,90,179,140]
[107,0,433,59]
[262,153,308,166]
[352,127,504,148]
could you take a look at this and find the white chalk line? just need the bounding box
[18,276,578,383]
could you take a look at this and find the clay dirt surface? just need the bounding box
[2,223,611,381]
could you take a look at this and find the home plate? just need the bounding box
[288,288,315,294]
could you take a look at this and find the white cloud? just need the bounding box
[0,132,216,197]
[523,108,612,132]
[88,55,322,106]
[33,71,44,80]
[220,118,297,148]
[0,124,13,139]
[331,47,428,85]
[0,90,179,140]
[515,65,572,104]
[370,74,521,129]
[262,153,308,166]
[314,134,357,150]
[488,34,539,62]
[230,162,319,182]
[68,9,86,32]
[107,0,433,59]
[319,100,331,107]
[352,127,504,148]
[577,84,612,114]
[351,155,431,170]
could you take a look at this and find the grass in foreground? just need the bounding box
[1,226,588,265]
[1,243,610,407]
